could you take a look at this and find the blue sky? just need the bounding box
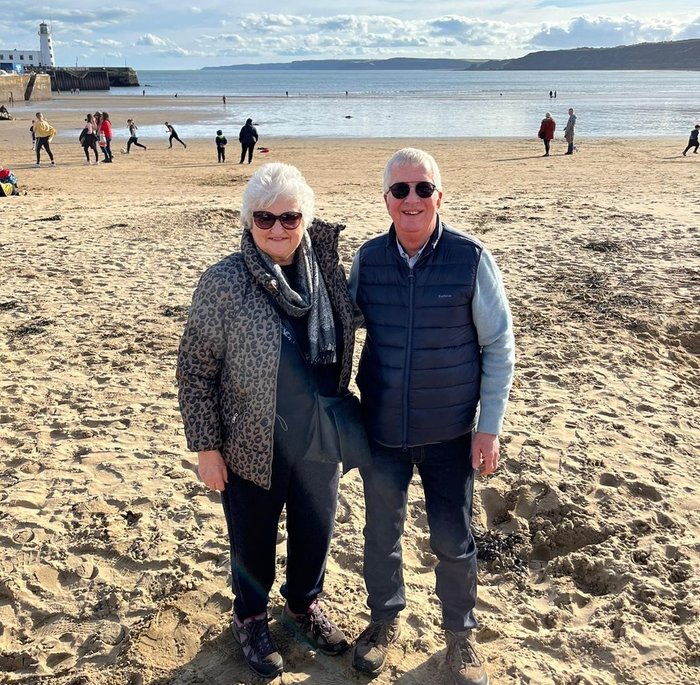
[1,2,699,69]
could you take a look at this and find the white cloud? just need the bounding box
[530,16,676,49]
[135,33,169,47]
[2,6,699,68]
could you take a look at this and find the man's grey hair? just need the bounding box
[383,148,442,192]
[240,162,315,230]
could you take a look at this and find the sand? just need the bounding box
[0,100,699,685]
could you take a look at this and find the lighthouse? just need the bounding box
[38,22,56,67]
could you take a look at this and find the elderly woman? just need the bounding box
[177,162,355,678]
[538,112,556,157]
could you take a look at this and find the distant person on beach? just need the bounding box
[177,162,355,679]
[33,112,56,167]
[99,112,114,163]
[215,129,227,163]
[682,124,699,156]
[222,95,226,105]
[564,108,577,155]
[0,105,11,120]
[80,113,99,164]
[538,112,556,157]
[239,118,259,164]
[126,119,147,153]
[349,147,514,685]
[549,90,553,98]
[165,122,187,148]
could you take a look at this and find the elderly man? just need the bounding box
[564,107,577,155]
[349,148,515,685]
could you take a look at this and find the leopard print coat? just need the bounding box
[177,219,355,490]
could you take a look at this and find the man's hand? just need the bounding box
[471,432,500,476]
[197,450,228,492]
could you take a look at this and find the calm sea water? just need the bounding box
[87,69,700,138]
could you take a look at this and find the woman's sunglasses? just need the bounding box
[388,181,437,200]
[252,211,303,230]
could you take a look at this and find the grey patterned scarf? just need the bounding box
[241,229,337,364]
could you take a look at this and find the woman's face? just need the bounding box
[250,196,305,266]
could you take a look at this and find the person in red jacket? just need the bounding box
[99,112,114,163]
[538,112,556,157]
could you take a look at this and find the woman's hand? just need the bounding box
[197,450,228,493]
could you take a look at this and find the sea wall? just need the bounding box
[0,73,52,102]
[44,67,139,92]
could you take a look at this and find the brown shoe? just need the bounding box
[445,630,489,685]
[352,617,401,675]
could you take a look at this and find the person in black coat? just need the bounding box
[239,118,259,164]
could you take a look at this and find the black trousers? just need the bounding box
[127,136,146,152]
[169,133,186,148]
[683,141,699,154]
[36,137,53,163]
[240,143,255,163]
[83,141,98,162]
[217,147,225,162]
[220,453,340,620]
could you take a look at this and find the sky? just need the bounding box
[1,2,699,70]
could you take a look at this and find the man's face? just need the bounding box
[384,163,442,257]
[569,108,574,115]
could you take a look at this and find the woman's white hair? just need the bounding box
[240,162,315,230]
[383,148,442,192]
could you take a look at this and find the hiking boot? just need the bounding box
[445,630,489,685]
[352,617,401,675]
[281,600,349,656]
[231,612,284,678]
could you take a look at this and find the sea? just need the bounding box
[74,69,700,139]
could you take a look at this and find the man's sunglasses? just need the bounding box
[388,181,437,199]
[252,211,303,230]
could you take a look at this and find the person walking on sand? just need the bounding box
[215,129,227,163]
[239,117,259,164]
[564,108,577,155]
[349,148,515,685]
[126,119,147,153]
[165,122,187,148]
[99,112,114,163]
[682,124,699,156]
[538,112,556,157]
[33,112,56,167]
[80,113,99,165]
[177,163,356,679]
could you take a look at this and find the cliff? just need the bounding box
[203,39,700,72]
[469,39,700,71]
[204,57,486,71]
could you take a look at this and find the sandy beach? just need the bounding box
[0,99,699,685]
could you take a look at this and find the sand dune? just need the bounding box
[1,109,699,685]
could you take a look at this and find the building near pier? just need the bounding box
[0,22,55,73]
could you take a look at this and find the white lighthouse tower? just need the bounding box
[38,22,56,67]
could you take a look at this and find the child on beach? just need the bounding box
[215,130,227,163]
[165,122,187,148]
[126,119,147,153]
[682,124,699,156]
[80,113,99,165]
